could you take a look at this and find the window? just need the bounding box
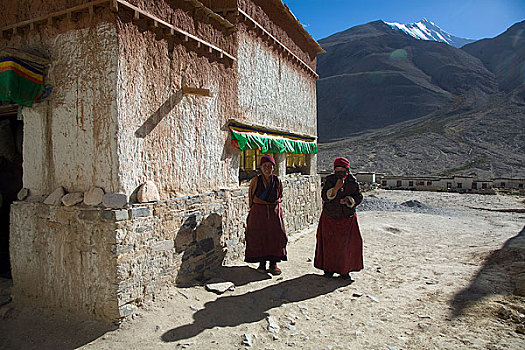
[472,182,478,190]
[482,183,488,189]
[285,153,306,174]
[240,149,263,171]
[427,181,432,186]
[381,180,387,186]
[239,149,265,181]
[447,182,452,189]
[396,180,402,187]
[416,181,424,186]
[519,184,523,188]
[457,183,462,189]
[408,181,414,187]
[500,182,506,188]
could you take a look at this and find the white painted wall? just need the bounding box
[20,23,119,195]
[237,32,317,137]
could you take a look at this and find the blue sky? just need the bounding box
[282,0,525,40]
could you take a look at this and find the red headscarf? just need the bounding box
[333,157,350,170]
[260,155,276,166]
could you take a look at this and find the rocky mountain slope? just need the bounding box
[316,20,525,178]
[462,21,525,92]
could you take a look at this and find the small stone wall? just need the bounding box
[10,175,320,321]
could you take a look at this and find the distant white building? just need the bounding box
[377,174,524,192]
[493,178,525,190]
[379,175,441,190]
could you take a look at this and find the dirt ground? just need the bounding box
[1,189,524,350]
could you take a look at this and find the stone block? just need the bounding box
[101,209,129,221]
[135,226,152,233]
[117,244,134,255]
[119,303,137,317]
[186,195,205,206]
[137,181,160,203]
[103,193,128,208]
[54,208,75,223]
[116,228,127,241]
[114,209,129,221]
[153,240,175,252]
[84,187,104,206]
[44,187,65,205]
[62,192,84,206]
[79,209,100,221]
[131,207,151,218]
[205,279,234,294]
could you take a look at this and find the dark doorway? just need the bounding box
[0,109,23,279]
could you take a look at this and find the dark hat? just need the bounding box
[333,157,350,169]
[260,155,276,166]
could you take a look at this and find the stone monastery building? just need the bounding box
[0,0,323,320]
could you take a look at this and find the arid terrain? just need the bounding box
[1,189,524,349]
[316,19,525,179]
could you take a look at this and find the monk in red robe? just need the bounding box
[314,157,363,280]
[244,155,287,275]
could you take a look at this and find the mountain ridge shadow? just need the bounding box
[450,226,525,317]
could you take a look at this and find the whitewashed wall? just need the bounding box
[19,23,119,195]
[237,31,317,137]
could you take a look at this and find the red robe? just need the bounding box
[314,174,363,274]
[244,175,287,263]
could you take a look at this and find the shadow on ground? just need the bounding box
[0,301,116,350]
[162,273,352,342]
[450,225,525,317]
[207,265,272,286]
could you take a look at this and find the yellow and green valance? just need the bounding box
[230,123,317,154]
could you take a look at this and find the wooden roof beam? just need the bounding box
[182,86,211,97]
[0,0,235,62]
[116,0,236,61]
[238,9,318,79]
[0,0,110,36]
[175,0,235,31]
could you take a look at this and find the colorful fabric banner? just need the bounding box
[230,123,318,154]
[0,56,45,107]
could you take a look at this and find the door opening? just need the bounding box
[0,111,23,279]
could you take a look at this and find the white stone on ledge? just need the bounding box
[62,192,84,206]
[137,181,160,203]
[17,188,29,201]
[84,187,104,206]
[43,187,65,205]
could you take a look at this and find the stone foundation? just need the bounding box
[10,175,320,321]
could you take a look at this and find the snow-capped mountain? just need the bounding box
[385,18,475,48]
